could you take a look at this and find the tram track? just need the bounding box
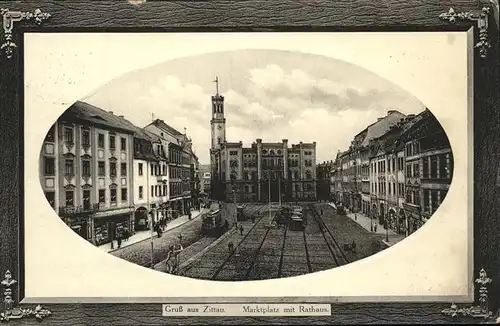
[308,204,350,266]
[302,227,312,273]
[277,224,288,278]
[210,204,267,280]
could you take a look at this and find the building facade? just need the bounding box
[209,80,317,202]
[331,108,453,236]
[145,119,198,217]
[40,101,137,246]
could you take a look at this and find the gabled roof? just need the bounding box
[147,118,183,136]
[61,101,137,134]
[360,110,406,147]
[394,109,430,151]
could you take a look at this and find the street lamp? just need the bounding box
[385,215,389,242]
[148,210,155,268]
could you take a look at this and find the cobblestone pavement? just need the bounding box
[110,216,206,267]
[180,203,389,281]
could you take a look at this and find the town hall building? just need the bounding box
[209,77,317,203]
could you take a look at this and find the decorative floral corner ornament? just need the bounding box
[1,8,51,59]
[442,268,495,322]
[439,7,492,58]
[0,270,51,322]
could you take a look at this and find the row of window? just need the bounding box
[51,187,129,208]
[371,181,405,197]
[44,157,128,177]
[64,126,128,151]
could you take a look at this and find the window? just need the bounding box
[414,189,421,206]
[413,163,419,177]
[121,163,127,176]
[438,154,447,179]
[422,157,429,178]
[82,159,91,176]
[150,163,154,175]
[252,171,257,180]
[110,162,117,177]
[98,133,105,148]
[65,159,74,175]
[110,189,117,203]
[431,190,439,214]
[45,192,55,208]
[430,156,438,178]
[99,189,105,203]
[109,134,116,150]
[151,185,154,197]
[295,184,300,192]
[121,137,126,151]
[44,157,55,175]
[138,186,143,199]
[121,188,128,201]
[64,127,74,143]
[83,190,91,210]
[98,161,105,176]
[162,165,166,175]
[82,129,90,146]
[294,171,299,180]
[65,190,74,207]
[230,151,238,156]
[138,163,143,176]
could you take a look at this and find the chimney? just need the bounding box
[118,115,124,118]
[256,138,262,143]
[377,117,383,121]
[109,111,114,115]
[388,110,397,115]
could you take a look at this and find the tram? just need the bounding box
[236,205,247,221]
[289,214,305,231]
[201,208,229,236]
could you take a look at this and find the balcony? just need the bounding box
[59,203,99,217]
[156,174,168,182]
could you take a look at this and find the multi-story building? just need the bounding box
[198,164,211,196]
[40,101,137,246]
[400,109,454,235]
[316,161,334,201]
[145,119,197,217]
[131,128,165,230]
[333,110,406,216]
[209,79,317,202]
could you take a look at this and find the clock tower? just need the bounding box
[210,76,226,150]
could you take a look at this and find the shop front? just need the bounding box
[93,207,134,246]
[135,207,149,231]
[64,215,92,243]
[403,203,422,236]
[387,207,397,232]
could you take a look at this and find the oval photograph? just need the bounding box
[38,49,454,281]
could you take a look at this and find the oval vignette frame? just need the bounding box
[0,0,498,325]
[37,48,456,284]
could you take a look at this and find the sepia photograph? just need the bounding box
[35,37,457,283]
[1,0,497,323]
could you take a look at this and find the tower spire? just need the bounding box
[213,76,219,95]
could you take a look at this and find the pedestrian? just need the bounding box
[239,224,244,236]
[228,241,234,253]
[374,222,378,232]
[117,234,122,249]
[321,208,324,215]
[251,215,255,223]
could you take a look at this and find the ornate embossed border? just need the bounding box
[0,0,498,324]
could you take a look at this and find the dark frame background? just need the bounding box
[0,0,498,324]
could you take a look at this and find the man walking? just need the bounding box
[239,224,244,236]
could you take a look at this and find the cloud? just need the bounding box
[86,59,424,164]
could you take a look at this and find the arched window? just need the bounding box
[306,170,312,180]
[251,171,257,180]
[244,172,249,181]
[270,150,275,156]
[294,171,299,180]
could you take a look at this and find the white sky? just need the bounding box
[83,48,424,164]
